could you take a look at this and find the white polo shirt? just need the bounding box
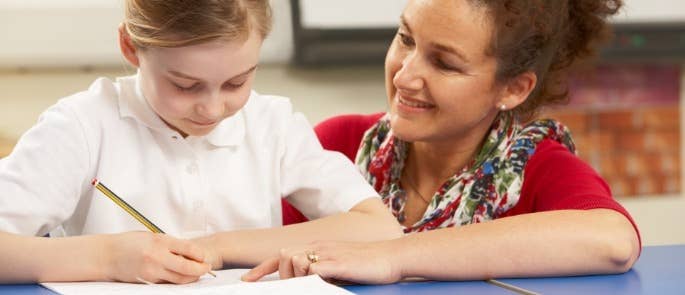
[0,74,377,237]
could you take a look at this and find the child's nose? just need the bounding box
[196,94,226,120]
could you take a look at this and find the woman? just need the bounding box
[245,0,640,283]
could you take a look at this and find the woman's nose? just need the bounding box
[392,51,424,91]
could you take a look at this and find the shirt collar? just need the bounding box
[116,73,246,147]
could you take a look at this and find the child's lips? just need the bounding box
[189,119,217,126]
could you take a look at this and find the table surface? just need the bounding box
[497,244,685,295]
[1,245,682,295]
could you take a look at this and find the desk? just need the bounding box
[497,244,684,295]
[345,280,513,294]
[0,280,511,295]
[1,245,681,294]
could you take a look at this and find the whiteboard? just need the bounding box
[299,0,408,28]
[299,0,685,29]
[613,0,685,23]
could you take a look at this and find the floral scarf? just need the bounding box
[356,113,576,233]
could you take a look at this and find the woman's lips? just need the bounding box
[396,94,436,112]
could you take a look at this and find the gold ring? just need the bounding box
[306,251,319,263]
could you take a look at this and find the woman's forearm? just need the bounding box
[391,209,639,280]
[0,232,108,283]
[210,198,403,267]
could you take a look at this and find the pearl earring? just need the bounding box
[499,104,507,111]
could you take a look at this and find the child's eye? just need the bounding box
[223,81,246,90]
[173,82,201,92]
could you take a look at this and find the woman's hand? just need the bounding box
[242,240,403,285]
[104,232,213,284]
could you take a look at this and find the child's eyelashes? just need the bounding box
[222,81,246,90]
[171,81,247,93]
[173,82,202,93]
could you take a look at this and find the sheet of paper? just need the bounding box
[41,269,353,295]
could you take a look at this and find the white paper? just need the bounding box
[41,269,353,295]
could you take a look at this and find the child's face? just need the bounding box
[136,31,263,137]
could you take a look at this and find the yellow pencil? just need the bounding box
[92,178,217,278]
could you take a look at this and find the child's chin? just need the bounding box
[186,129,213,137]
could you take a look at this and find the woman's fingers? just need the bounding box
[242,257,279,282]
[278,248,296,279]
[291,252,311,277]
[308,260,341,279]
[244,247,322,281]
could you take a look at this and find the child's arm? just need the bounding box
[0,231,212,283]
[195,197,402,269]
[190,102,402,270]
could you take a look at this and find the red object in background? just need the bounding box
[548,64,681,197]
[567,64,680,109]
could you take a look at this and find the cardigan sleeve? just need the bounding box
[314,113,385,162]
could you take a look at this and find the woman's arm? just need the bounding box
[244,208,638,283]
[391,208,639,281]
[0,231,212,284]
[197,197,403,269]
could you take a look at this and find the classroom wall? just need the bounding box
[0,0,294,68]
[2,0,685,68]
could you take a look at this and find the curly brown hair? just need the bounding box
[472,0,622,121]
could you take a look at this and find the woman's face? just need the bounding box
[136,32,262,137]
[385,0,503,144]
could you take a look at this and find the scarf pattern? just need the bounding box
[356,113,575,233]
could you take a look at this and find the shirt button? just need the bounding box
[186,162,199,174]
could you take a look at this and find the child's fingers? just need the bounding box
[157,268,202,285]
[167,238,206,263]
[162,250,212,277]
[242,257,279,282]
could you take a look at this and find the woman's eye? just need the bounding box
[433,58,460,72]
[398,32,415,47]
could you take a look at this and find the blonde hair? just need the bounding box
[124,0,272,48]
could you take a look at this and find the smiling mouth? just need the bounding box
[398,96,435,109]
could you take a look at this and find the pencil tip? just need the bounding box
[91,178,98,186]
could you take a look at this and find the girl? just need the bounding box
[0,0,401,284]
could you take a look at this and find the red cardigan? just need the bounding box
[282,113,640,245]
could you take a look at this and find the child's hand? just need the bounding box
[190,234,223,271]
[104,232,212,284]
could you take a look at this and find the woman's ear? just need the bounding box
[118,23,140,67]
[497,71,537,110]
